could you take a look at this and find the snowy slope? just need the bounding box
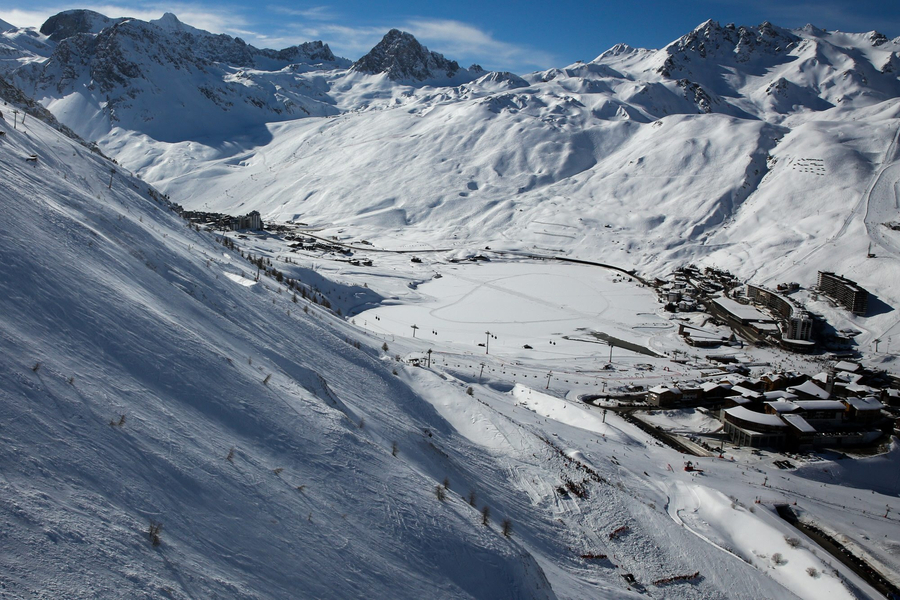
[0,83,557,599]
[0,25,54,76]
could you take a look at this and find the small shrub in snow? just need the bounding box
[226,447,235,463]
[468,490,477,506]
[148,520,163,546]
[771,553,786,566]
[31,362,40,372]
[466,387,474,396]
[273,468,283,475]
[442,477,450,490]
[382,342,389,352]
[435,485,446,502]
[392,369,398,376]
[502,519,512,537]
[358,418,365,429]
[108,414,126,428]
[481,505,491,526]
[784,536,801,548]
[263,374,272,385]
[391,442,398,457]
[807,567,819,578]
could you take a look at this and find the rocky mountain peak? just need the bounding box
[352,29,462,81]
[658,20,800,77]
[149,12,203,35]
[269,40,337,64]
[673,20,798,59]
[39,9,125,43]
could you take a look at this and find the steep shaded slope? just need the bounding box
[0,82,556,599]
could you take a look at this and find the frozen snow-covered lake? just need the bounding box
[356,260,668,358]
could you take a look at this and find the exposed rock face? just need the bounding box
[39,9,124,43]
[15,11,348,141]
[267,41,337,64]
[658,20,799,76]
[352,29,462,81]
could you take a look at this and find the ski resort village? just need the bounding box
[2,7,900,600]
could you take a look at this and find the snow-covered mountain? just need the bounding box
[8,10,349,142]
[592,20,900,119]
[4,17,900,597]
[4,14,899,321]
[352,28,481,83]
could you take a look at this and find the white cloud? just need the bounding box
[267,5,342,22]
[403,18,557,71]
[0,9,55,30]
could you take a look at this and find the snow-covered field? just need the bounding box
[356,260,663,359]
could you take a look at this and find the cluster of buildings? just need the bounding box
[648,362,897,451]
[659,266,873,356]
[179,209,263,231]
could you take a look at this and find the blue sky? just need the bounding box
[2,1,899,72]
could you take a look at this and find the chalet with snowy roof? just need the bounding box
[648,385,682,407]
[699,381,731,400]
[762,390,798,402]
[677,382,703,402]
[764,400,799,415]
[721,395,753,410]
[791,400,847,427]
[781,414,816,451]
[787,379,831,400]
[841,397,884,425]
[729,385,762,400]
[761,371,806,391]
[843,381,877,398]
[761,373,785,390]
[834,361,860,373]
[882,389,900,407]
